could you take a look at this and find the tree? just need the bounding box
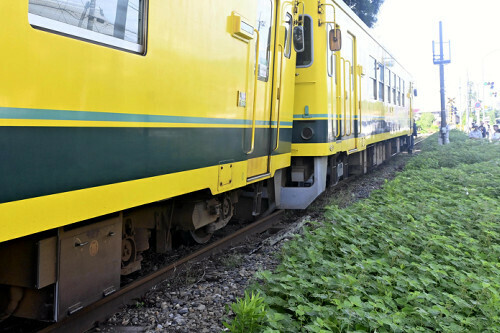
[342,0,385,28]
[416,113,436,133]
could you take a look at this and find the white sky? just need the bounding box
[372,0,500,112]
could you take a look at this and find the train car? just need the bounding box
[277,0,416,209]
[0,0,300,321]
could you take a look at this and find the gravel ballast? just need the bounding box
[93,151,415,333]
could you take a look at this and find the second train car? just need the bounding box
[278,0,416,209]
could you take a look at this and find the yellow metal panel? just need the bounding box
[1,2,259,122]
[247,156,269,178]
[292,143,337,156]
[270,153,291,176]
[218,164,233,191]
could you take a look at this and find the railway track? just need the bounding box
[415,136,426,146]
[36,210,284,333]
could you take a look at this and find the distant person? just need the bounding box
[408,119,418,154]
[469,125,483,139]
[492,124,500,142]
[479,122,487,138]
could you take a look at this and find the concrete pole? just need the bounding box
[438,21,448,145]
[86,0,96,31]
[114,0,130,40]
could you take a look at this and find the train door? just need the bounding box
[246,0,293,181]
[245,0,275,181]
[270,3,295,157]
[328,23,339,141]
[340,32,357,150]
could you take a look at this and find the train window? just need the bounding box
[28,0,147,54]
[296,15,313,68]
[284,13,293,59]
[386,69,391,104]
[397,77,402,105]
[378,63,384,101]
[402,81,406,107]
[369,56,377,100]
[327,23,334,77]
[393,73,397,104]
[256,0,273,81]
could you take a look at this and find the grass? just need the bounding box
[224,130,500,332]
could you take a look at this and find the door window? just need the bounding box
[256,0,272,81]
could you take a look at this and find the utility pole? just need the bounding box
[114,0,130,40]
[87,0,97,31]
[432,21,451,144]
[466,77,472,131]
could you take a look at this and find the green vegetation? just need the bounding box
[225,131,500,332]
[224,292,268,333]
[341,0,385,28]
[487,108,500,125]
[416,113,437,133]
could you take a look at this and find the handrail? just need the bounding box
[336,54,341,139]
[341,57,346,136]
[245,28,260,155]
[273,44,284,151]
[296,1,305,25]
[345,59,352,137]
[318,1,336,26]
[330,54,336,138]
[358,66,362,134]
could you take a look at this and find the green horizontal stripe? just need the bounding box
[294,114,387,120]
[292,118,409,144]
[0,107,293,127]
[0,126,291,204]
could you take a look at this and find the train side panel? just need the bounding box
[0,0,298,322]
[0,0,296,243]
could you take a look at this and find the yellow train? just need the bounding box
[0,0,414,322]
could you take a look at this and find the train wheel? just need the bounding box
[189,227,213,244]
[122,238,135,264]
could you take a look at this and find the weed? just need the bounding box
[223,291,267,333]
[226,130,500,332]
[221,253,244,269]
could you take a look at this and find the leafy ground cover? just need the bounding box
[225,131,500,332]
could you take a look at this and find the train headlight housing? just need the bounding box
[301,127,314,140]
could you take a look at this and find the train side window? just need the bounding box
[296,15,313,68]
[28,0,147,54]
[402,80,406,107]
[378,63,384,101]
[392,73,397,104]
[386,69,391,104]
[327,23,334,77]
[369,56,377,99]
[398,77,402,105]
[256,0,273,81]
[284,13,293,59]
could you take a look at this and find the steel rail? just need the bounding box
[38,210,284,333]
